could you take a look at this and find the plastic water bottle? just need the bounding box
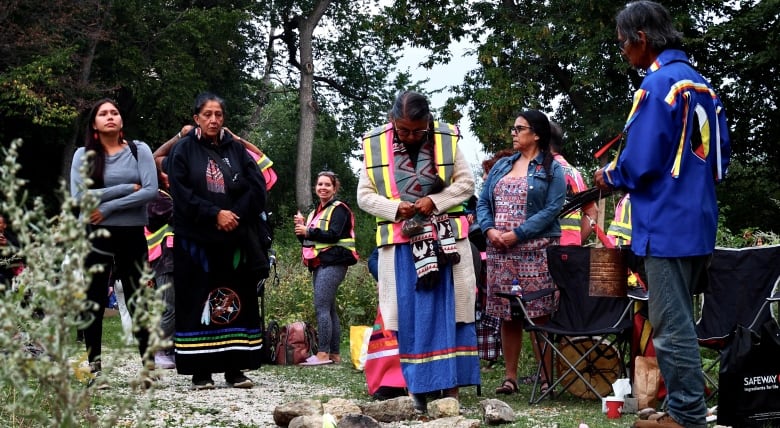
[267,248,277,267]
[510,278,521,295]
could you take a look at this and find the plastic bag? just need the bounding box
[349,325,372,370]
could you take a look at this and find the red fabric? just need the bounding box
[364,310,406,395]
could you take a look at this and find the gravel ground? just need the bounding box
[97,353,349,427]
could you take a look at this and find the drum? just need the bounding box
[557,336,623,400]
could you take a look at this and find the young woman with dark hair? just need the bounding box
[70,98,158,388]
[476,109,566,397]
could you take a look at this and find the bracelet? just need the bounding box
[176,131,182,139]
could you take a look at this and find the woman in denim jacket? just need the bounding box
[476,110,565,396]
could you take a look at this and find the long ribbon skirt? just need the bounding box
[173,238,263,375]
[393,245,480,394]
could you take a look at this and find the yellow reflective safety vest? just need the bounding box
[146,223,174,262]
[607,193,632,246]
[254,151,273,172]
[362,122,468,247]
[301,200,358,265]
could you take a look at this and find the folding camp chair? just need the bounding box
[695,244,780,402]
[501,245,634,404]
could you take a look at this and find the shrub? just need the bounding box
[263,228,378,329]
[0,139,164,426]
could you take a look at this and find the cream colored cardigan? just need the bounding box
[357,147,477,331]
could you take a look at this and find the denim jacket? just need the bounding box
[476,152,565,241]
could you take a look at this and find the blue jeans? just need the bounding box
[645,256,709,428]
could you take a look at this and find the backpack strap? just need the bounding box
[127,140,138,161]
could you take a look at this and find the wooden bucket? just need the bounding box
[589,247,628,297]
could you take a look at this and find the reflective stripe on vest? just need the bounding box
[559,211,583,245]
[301,201,358,261]
[362,122,468,247]
[146,224,174,262]
[255,152,273,172]
[607,195,632,246]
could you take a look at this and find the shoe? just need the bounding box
[191,373,215,390]
[135,374,159,391]
[538,382,553,399]
[637,408,658,420]
[632,413,684,428]
[329,353,341,363]
[628,286,649,301]
[299,355,333,366]
[225,371,254,389]
[411,393,427,414]
[154,350,176,370]
[495,378,518,395]
[87,361,109,390]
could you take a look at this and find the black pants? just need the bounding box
[82,225,149,363]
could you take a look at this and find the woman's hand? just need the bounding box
[159,171,169,189]
[413,196,434,217]
[180,124,193,137]
[500,230,519,247]
[216,209,239,232]
[294,223,308,237]
[89,209,105,225]
[397,201,416,219]
[486,228,508,251]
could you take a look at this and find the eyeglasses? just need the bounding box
[394,127,429,138]
[318,171,337,178]
[615,38,629,52]
[509,125,533,134]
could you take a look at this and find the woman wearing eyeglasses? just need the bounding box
[476,110,566,397]
[357,90,480,413]
[294,171,359,366]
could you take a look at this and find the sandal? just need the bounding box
[539,382,553,399]
[495,378,518,395]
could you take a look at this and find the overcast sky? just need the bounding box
[398,40,487,169]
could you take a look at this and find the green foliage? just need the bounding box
[263,226,378,329]
[0,50,79,128]
[0,139,166,426]
[717,158,780,234]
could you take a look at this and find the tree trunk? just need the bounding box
[61,0,110,184]
[247,26,277,132]
[294,0,331,212]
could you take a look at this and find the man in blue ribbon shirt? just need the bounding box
[595,2,731,427]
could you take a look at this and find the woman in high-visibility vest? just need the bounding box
[295,171,358,365]
[357,90,480,413]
